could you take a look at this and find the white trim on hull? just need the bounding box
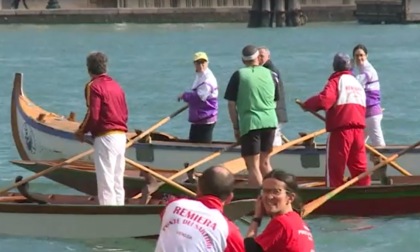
[0,211,161,239]
[17,107,420,177]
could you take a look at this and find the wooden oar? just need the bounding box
[295,99,412,176]
[299,181,325,188]
[125,157,252,224]
[301,140,420,218]
[221,128,327,174]
[134,142,240,198]
[0,195,27,202]
[167,142,239,181]
[0,105,188,195]
[125,158,196,196]
[281,134,290,143]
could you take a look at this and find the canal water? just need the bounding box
[0,22,420,251]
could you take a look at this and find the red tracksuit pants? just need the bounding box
[326,128,371,187]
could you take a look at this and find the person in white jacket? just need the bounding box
[352,44,390,184]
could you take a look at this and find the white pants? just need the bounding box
[365,114,386,147]
[93,133,126,206]
[273,123,283,147]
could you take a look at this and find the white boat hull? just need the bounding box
[10,73,420,177]
[0,211,160,239]
[0,194,254,239]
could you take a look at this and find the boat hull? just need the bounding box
[0,208,161,239]
[0,193,254,239]
[10,160,420,217]
[11,73,420,177]
[159,177,420,217]
[10,160,148,197]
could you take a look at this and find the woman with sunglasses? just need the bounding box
[244,170,315,252]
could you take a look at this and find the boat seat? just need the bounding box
[135,129,178,142]
[298,132,317,148]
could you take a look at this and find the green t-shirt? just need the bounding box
[236,66,278,136]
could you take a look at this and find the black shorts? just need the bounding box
[240,128,275,156]
[189,123,216,143]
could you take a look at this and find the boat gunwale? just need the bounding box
[0,202,167,215]
[11,159,420,195]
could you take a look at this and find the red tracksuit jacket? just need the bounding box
[303,70,366,132]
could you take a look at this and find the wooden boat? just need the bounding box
[10,160,420,217]
[0,177,255,239]
[10,159,185,198]
[10,159,324,197]
[10,72,420,176]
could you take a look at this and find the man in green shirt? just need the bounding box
[224,45,279,186]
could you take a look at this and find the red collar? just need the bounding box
[196,195,224,212]
[328,70,352,80]
[91,73,108,81]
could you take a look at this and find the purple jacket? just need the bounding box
[353,60,382,118]
[181,68,218,124]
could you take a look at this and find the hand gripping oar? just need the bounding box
[0,105,188,194]
[295,99,412,176]
[301,140,420,218]
[221,128,327,174]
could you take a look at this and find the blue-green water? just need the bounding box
[1,22,420,251]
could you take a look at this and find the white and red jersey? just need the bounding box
[304,70,366,132]
[154,196,244,252]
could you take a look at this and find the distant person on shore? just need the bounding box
[300,53,370,187]
[155,165,244,252]
[178,52,218,143]
[258,46,288,146]
[11,0,28,9]
[351,44,389,184]
[224,45,279,186]
[75,51,129,206]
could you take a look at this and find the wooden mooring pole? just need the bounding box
[248,0,307,28]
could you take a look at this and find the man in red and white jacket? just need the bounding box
[155,165,244,252]
[301,53,371,187]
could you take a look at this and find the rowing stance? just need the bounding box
[300,53,371,187]
[155,165,244,252]
[75,51,129,205]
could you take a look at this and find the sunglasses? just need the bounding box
[194,60,207,64]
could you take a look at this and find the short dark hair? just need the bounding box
[198,166,235,201]
[86,51,108,75]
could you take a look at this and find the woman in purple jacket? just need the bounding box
[352,44,390,184]
[352,44,385,147]
[178,52,218,143]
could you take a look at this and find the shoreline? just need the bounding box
[0,6,356,25]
